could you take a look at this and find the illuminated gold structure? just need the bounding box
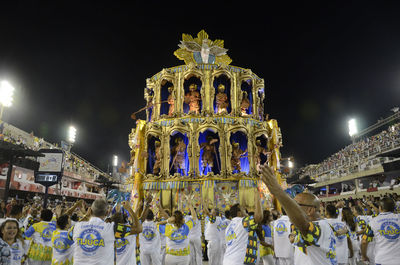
[127,30,283,211]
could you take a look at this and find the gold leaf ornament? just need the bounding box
[174,30,232,65]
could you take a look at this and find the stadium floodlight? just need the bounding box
[0,80,15,107]
[0,80,15,120]
[113,155,118,167]
[288,160,294,168]
[348,118,358,137]
[68,126,77,143]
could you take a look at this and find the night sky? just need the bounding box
[0,1,399,171]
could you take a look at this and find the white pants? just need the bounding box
[189,237,202,265]
[207,240,221,265]
[261,255,275,265]
[141,249,162,265]
[161,245,166,265]
[220,241,226,265]
[276,257,293,265]
[164,254,190,265]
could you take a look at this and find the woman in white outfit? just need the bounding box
[159,200,197,265]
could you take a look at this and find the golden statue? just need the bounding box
[215,84,229,114]
[171,137,186,175]
[184,84,201,114]
[153,141,161,174]
[240,91,250,116]
[231,142,247,172]
[167,86,175,116]
[200,136,219,174]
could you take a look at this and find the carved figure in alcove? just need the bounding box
[171,137,186,175]
[167,86,175,116]
[240,91,250,116]
[258,96,264,120]
[147,95,154,121]
[200,136,219,173]
[184,84,201,114]
[231,142,247,172]
[153,141,162,174]
[215,84,228,114]
[255,140,270,167]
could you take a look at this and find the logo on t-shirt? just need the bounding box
[378,221,400,240]
[77,229,105,253]
[275,221,287,236]
[116,238,130,254]
[10,243,21,261]
[41,227,53,242]
[332,223,346,242]
[142,227,155,241]
[54,237,71,254]
[225,226,236,246]
[170,229,185,244]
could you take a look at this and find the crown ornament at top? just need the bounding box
[174,30,232,65]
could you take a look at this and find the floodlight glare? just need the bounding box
[113,155,118,167]
[0,80,15,107]
[348,118,358,137]
[288,160,294,168]
[68,126,77,143]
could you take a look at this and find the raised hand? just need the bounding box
[145,193,153,205]
[260,164,280,192]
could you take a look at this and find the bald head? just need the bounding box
[294,193,320,207]
[294,193,321,220]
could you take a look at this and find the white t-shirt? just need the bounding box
[218,217,230,244]
[116,234,137,265]
[9,239,29,265]
[184,215,201,241]
[369,212,400,265]
[273,215,294,258]
[160,218,194,256]
[223,216,258,265]
[51,229,74,265]
[326,218,348,264]
[24,220,57,261]
[70,217,116,265]
[139,220,161,254]
[293,219,337,265]
[205,216,221,241]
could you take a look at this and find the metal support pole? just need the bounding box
[43,186,49,208]
[3,156,14,203]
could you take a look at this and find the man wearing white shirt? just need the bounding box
[139,209,162,265]
[222,191,263,265]
[218,210,231,264]
[204,206,222,265]
[260,165,337,265]
[325,204,353,265]
[273,210,294,265]
[184,210,202,265]
[68,199,141,265]
[361,197,400,265]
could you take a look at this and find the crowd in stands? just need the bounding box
[299,122,400,181]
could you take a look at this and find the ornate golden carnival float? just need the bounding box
[126,30,284,212]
